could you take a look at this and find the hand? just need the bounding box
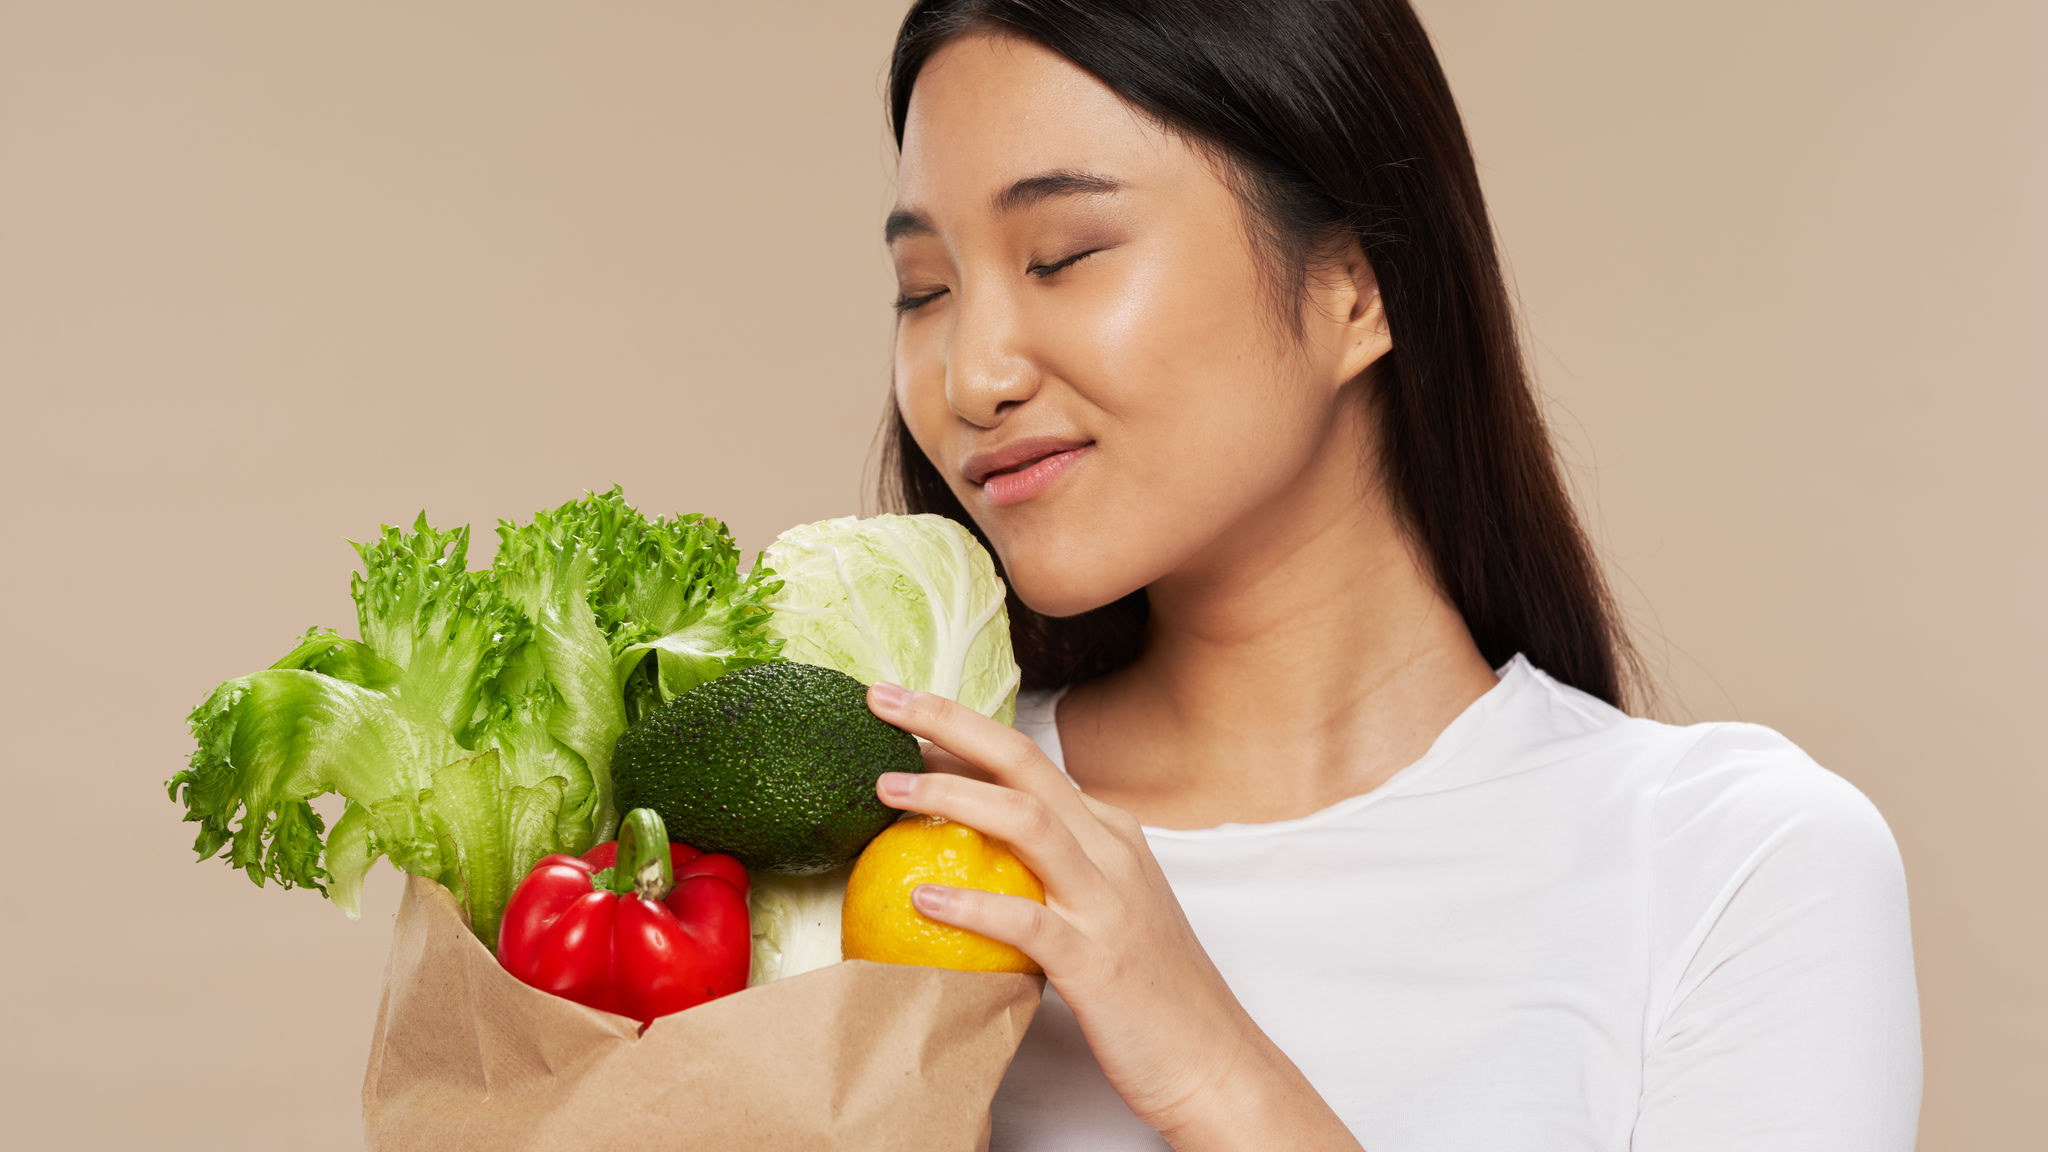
[864,683,1363,1150]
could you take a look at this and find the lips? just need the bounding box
[961,437,1094,486]
[960,436,1094,509]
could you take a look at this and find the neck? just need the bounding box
[1060,394,1498,827]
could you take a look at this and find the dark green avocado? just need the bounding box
[610,661,923,874]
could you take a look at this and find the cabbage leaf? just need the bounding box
[745,865,851,986]
[761,514,1020,724]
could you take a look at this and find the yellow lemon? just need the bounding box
[841,814,1045,974]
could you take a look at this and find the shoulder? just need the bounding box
[1495,660,1908,953]
[1648,720,1903,885]
[1626,717,1913,1038]
[1510,660,1899,861]
[1622,722,1920,1142]
[1630,730,1921,1147]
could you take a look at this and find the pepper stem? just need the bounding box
[616,807,674,902]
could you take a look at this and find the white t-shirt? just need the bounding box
[992,654,1920,1151]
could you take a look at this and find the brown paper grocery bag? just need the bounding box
[364,876,1042,1151]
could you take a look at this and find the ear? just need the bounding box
[1311,236,1393,388]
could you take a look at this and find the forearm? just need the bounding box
[1155,1024,1365,1152]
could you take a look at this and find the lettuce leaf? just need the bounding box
[168,490,777,946]
[492,489,781,838]
[503,487,781,721]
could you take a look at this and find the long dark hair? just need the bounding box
[879,0,1638,709]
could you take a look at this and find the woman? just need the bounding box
[858,2,1921,1149]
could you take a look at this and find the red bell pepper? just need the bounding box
[496,807,751,1024]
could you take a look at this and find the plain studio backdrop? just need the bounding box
[1,2,2038,1147]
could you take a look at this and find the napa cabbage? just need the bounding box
[760,514,1020,724]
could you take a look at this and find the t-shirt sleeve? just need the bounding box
[1634,724,1921,1151]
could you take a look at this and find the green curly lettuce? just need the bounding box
[491,489,781,837]
[167,490,779,947]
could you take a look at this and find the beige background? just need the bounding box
[1,1,2038,1147]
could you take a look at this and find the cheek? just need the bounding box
[893,331,960,487]
[1091,243,1320,480]
[994,271,1328,615]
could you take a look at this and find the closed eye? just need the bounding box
[893,249,1103,315]
[1029,249,1098,278]
[892,287,947,314]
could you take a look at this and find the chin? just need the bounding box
[990,529,1147,620]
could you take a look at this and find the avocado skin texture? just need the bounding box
[611,662,924,874]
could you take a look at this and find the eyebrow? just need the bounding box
[884,169,1127,245]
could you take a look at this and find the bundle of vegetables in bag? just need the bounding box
[167,490,1041,1151]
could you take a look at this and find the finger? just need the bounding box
[918,740,997,784]
[868,684,1075,804]
[911,884,1084,976]
[876,771,1102,897]
[1076,792,1145,840]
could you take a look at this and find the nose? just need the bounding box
[944,285,1040,427]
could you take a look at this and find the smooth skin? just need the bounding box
[872,31,1499,1151]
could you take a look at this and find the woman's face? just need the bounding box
[890,33,1387,618]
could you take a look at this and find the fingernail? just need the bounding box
[912,884,954,915]
[877,772,917,801]
[869,682,912,709]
